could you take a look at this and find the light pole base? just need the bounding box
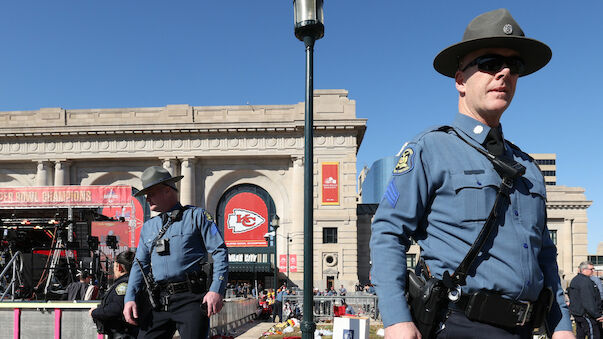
[301,320,317,339]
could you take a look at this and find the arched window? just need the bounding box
[216,184,276,248]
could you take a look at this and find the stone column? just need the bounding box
[54,160,70,186]
[180,158,196,206]
[290,156,304,282]
[35,161,51,186]
[162,158,178,177]
[562,217,574,276]
[292,156,304,234]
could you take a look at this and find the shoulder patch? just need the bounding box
[393,147,415,175]
[115,282,127,296]
[203,210,214,222]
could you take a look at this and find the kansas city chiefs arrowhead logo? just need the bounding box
[227,209,265,233]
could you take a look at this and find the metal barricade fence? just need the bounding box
[282,292,379,321]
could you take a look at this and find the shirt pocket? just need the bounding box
[519,175,547,231]
[451,172,500,223]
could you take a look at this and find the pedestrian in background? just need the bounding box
[568,261,602,339]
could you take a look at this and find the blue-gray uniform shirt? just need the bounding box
[125,204,228,303]
[370,113,571,332]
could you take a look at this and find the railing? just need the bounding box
[0,251,24,302]
[282,293,379,321]
[0,297,259,338]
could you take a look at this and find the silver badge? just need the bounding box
[503,24,513,35]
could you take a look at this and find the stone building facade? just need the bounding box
[0,89,366,291]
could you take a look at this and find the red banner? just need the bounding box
[91,221,131,260]
[0,186,132,207]
[100,196,145,247]
[279,254,287,272]
[223,192,269,247]
[289,254,298,273]
[277,254,298,273]
[321,162,339,205]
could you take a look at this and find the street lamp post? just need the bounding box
[271,215,280,291]
[286,233,291,286]
[284,232,302,286]
[293,1,324,338]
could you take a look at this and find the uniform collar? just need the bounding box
[168,202,183,212]
[453,113,505,146]
[114,273,129,284]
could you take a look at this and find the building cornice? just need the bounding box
[0,120,366,137]
[547,201,593,209]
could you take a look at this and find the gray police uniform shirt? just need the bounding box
[125,205,228,303]
[370,113,571,332]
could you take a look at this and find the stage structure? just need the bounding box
[0,185,138,299]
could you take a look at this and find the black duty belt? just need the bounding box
[158,271,207,296]
[451,291,536,327]
[159,280,192,295]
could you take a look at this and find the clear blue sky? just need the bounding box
[1,1,601,252]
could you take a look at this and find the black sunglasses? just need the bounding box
[461,54,526,75]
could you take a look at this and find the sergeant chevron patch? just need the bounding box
[384,180,400,207]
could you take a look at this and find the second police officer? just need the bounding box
[123,166,228,339]
[90,250,139,339]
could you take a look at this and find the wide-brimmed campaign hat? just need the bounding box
[433,8,551,78]
[134,166,183,197]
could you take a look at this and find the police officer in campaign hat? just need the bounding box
[90,250,138,339]
[123,166,228,339]
[370,9,574,339]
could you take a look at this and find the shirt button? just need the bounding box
[523,243,528,249]
[514,210,519,216]
[477,180,482,185]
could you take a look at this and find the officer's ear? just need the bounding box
[117,263,126,273]
[455,70,466,96]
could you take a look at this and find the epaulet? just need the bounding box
[411,125,454,142]
[395,125,454,157]
[505,139,533,160]
[505,139,544,175]
[434,125,454,133]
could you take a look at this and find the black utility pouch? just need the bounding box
[465,291,530,328]
[188,271,208,294]
[406,270,448,339]
[465,291,510,326]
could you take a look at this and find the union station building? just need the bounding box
[0,89,366,291]
[0,89,592,292]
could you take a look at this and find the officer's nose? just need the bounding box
[496,65,513,79]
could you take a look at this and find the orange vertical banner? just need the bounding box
[321,162,339,205]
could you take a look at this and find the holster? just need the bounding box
[532,287,554,336]
[406,269,448,339]
[93,318,107,334]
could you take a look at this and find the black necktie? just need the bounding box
[484,127,504,156]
